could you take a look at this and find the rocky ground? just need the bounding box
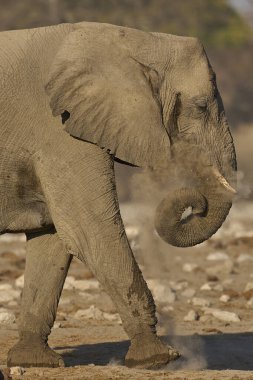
[1,200,253,379]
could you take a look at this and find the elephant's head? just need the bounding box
[45,23,237,247]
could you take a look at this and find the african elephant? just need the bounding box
[1,22,236,369]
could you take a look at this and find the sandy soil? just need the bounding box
[1,200,253,379]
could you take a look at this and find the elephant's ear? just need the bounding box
[45,26,171,167]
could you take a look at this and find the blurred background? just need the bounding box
[1,3,253,361]
[0,0,252,201]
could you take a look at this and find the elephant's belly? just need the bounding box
[1,200,54,234]
[0,185,54,233]
[0,154,54,234]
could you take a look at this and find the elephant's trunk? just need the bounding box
[154,171,236,247]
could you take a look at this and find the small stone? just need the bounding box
[247,297,253,308]
[181,288,196,298]
[203,307,220,315]
[244,282,253,292]
[0,289,20,303]
[242,289,253,300]
[8,300,18,307]
[129,239,139,250]
[206,260,234,276]
[56,312,66,321]
[200,283,212,291]
[77,292,99,303]
[74,305,121,323]
[15,274,24,288]
[182,263,199,273]
[170,281,188,291]
[103,312,121,324]
[222,278,233,286]
[207,252,229,261]
[10,366,25,376]
[195,241,207,248]
[211,310,240,323]
[74,306,103,320]
[184,310,199,322]
[125,225,139,240]
[59,297,71,306]
[73,279,100,291]
[0,233,26,243]
[213,284,224,292]
[191,297,211,307]
[200,283,223,292]
[161,305,174,313]
[0,310,16,324]
[236,254,253,263]
[147,280,176,304]
[63,276,76,290]
[0,283,12,291]
[53,321,61,329]
[220,294,230,303]
[199,315,212,323]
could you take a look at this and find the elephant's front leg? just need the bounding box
[84,222,180,369]
[34,143,179,369]
[7,230,72,368]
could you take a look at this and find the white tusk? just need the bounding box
[212,168,237,194]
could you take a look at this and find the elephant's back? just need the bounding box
[0,24,73,149]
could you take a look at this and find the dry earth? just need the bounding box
[1,200,253,379]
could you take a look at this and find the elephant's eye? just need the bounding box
[198,104,207,112]
[196,100,207,113]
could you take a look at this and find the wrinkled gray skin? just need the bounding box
[1,22,236,369]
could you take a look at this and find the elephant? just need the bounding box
[0,22,236,369]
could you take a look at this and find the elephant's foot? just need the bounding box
[7,335,64,368]
[125,333,180,369]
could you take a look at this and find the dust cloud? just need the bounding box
[117,125,253,276]
[233,125,253,199]
[116,125,253,371]
[168,335,207,370]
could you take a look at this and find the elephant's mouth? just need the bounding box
[154,170,236,247]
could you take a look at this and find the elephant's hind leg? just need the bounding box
[7,230,72,368]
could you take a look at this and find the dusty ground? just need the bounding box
[1,200,253,379]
